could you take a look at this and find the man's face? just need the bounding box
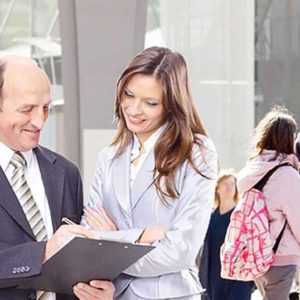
[0,64,51,152]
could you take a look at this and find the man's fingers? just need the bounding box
[90,280,114,290]
[73,284,89,300]
[74,282,113,299]
[60,224,94,238]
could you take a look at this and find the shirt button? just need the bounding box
[24,266,31,272]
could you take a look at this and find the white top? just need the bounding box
[130,124,167,187]
[0,142,55,300]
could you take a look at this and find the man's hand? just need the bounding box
[44,225,95,262]
[73,280,114,300]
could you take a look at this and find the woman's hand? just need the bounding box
[138,225,167,244]
[73,280,114,300]
[83,206,118,231]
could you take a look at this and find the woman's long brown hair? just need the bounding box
[113,47,209,202]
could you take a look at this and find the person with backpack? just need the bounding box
[199,170,253,300]
[227,106,300,300]
[295,133,300,160]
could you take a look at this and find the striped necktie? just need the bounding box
[9,152,48,242]
[10,152,49,299]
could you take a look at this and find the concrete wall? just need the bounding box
[58,0,147,196]
[58,0,255,190]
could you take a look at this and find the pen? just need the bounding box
[62,217,76,225]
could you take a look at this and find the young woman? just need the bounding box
[199,171,253,300]
[238,106,300,300]
[82,47,218,299]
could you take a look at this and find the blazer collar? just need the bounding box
[0,167,35,239]
[112,147,131,216]
[34,146,65,231]
[0,146,65,239]
[112,144,157,214]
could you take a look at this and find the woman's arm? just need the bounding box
[82,150,145,243]
[275,167,300,244]
[85,143,217,277]
[124,145,218,277]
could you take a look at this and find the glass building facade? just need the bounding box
[0,0,63,151]
[0,0,299,177]
[255,0,300,124]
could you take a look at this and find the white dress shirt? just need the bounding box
[0,142,55,300]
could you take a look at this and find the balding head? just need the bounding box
[0,56,51,151]
[0,56,50,105]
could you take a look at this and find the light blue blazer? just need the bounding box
[87,135,218,299]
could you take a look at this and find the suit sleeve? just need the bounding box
[124,143,218,277]
[0,241,46,280]
[75,167,84,221]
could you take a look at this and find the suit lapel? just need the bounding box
[111,145,156,213]
[131,150,156,209]
[112,147,131,216]
[0,166,36,239]
[35,147,65,231]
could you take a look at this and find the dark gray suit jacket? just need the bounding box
[0,146,83,300]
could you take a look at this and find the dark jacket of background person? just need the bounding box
[199,208,253,300]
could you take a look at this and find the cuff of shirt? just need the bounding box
[91,229,144,244]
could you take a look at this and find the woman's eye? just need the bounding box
[146,100,159,106]
[124,90,134,97]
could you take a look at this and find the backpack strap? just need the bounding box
[253,162,291,254]
[273,220,288,253]
[254,162,290,191]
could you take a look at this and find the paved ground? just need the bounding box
[251,290,262,300]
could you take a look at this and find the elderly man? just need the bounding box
[0,56,114,300]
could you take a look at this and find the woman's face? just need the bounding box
[217,176,237,202]
[121,74,166,143]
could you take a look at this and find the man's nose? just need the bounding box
[30,110,47,129]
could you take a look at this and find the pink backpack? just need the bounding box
[220,164,288,281]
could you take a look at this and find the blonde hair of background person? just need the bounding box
[214,169,239,209]
[81,46,218,299]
